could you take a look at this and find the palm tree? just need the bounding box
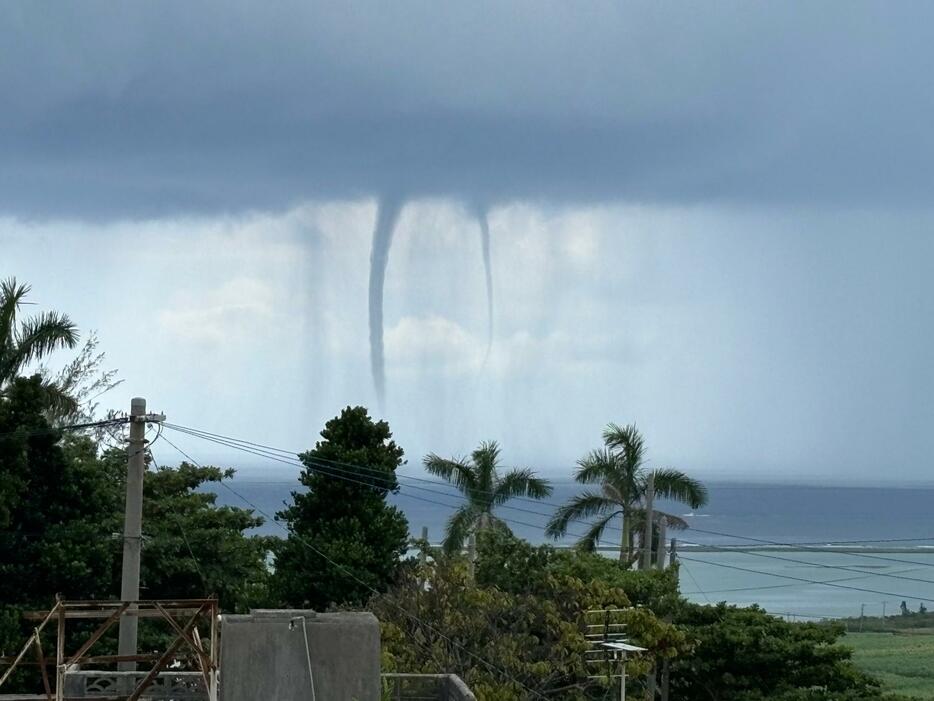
[546,423,707,564]
[0,278,79,414]
[423,440,553,554]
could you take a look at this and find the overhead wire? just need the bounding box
[677,555,934,603]
[678,564,928,596]
[685,526,934,568]
[161,423,612,547]
[678,540,934,587]
[0,416,131,441]
[165,422,934,551]
[162,423,934,587]
[165,423,562,519]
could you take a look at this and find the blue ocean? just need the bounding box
[212,476,934,621]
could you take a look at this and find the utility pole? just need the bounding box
[656,518,667,570]
[641,471,655,570]
[419,526,429,569]
[467,533,477,583]
[117,397,165,672]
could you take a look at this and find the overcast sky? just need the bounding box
[2,2,932,484]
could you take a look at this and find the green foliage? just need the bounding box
[0,378,120,602]
[846,632,934,700]
[272,406,410,609]
[372,530,686,699]
[139,460,272,611]
[475,528,682,614]
[374,548,685,700]
[423,440,552,554]
[670,601,895,701]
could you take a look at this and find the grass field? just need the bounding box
[845,630,934,699]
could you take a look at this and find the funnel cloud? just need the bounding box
[476,207,494,361]
[368,199,496,406]
[368,197,403,410]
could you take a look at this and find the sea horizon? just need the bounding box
[208,476,934,621]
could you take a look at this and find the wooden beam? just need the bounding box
[0,630,38,687]
[126,606,205,701]
[32,635,51,700]
[66,604,129,665]
[153,604,212,672]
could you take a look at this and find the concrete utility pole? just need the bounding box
[117,398,165,672]
[656,518,667,570]
[419,526,429,569]
[641,471,655,570]
[467,533,477,582]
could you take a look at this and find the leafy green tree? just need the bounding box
[546,423,707,563]
[0,378,121,601]
[469,530,900,701]
[0,279,79,417]
[670,602,897,701]
[475,528,682,614]
[139,461,272,612]
[272,406,410,609]
[376,532,685,700]
[423,440,552,553]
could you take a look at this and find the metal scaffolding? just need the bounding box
[0,598,218,701]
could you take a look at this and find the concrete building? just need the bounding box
[219,611,381,701]
[59,610,475,701]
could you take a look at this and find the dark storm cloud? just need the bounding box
[2,1,933,219]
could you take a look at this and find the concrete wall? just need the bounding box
[219,610,380,701]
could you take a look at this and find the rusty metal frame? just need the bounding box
[0,598,218,701]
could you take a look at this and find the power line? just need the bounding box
[686,526,934,569]
[676,563,844,623]
[679,561,711,605]
[677,555,934,603]
[164,423,934,569]
[161,424,612,546]
[0,416,131,441]
[167,422,934,552]
[165,423,562,519]
[679,540,934,587]
[159,432,549,700]
[166,422,601,523]
[678,565,927,596]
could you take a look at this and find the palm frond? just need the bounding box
[492,468,552,505]
[442,504,480,554]
[574,512,617,553]
[651,467,709,509]
[656,510,689,531]
[39,378,80,422]
[574,449,619,485]
[12,311,79,369]
[545,491,616,539]
[472,440,501,472]
[603,422,645,467]
[423,454,477,495]
[0,278,30,345]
